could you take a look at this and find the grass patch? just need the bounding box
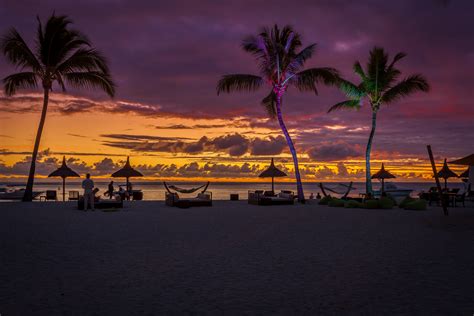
[328,198,345,207]
[318,195,333,205]
[404,199,427,211]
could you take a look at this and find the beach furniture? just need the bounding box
[77,196,123,210]
[48,156,80,201]
[40,190,57,201]
[111,157,143,197]
[164,182,212,208]
[248,190,294,205]
[68,191,80,201]
[320,182,354,199]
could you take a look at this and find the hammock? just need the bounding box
[164,181,210,194]
[319,182,354,199]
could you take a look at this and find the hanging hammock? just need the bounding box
[164,181,210,194]
[319,182,354,199]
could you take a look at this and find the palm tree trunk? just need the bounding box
[365,110,377,195]
[23,88,49,202]
[275,95,305,203]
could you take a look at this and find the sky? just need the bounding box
[0,0,473,182]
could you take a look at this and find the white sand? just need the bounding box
[1,200,474,315]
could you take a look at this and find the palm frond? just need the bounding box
[261,91,277,118]
[3,72,38,96]
[1,28,42,71]
[216,74,263,95]
[339,79,366,98]
[290,67,340,93]
[327,99,361,113]
[64,71,115,97]
[56,48,109,74]
[381,74,430,104]
[286,44,316,73]
[353,61,367,80]
[388,52,406,69]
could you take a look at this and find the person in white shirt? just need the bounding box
[82,173,95,211]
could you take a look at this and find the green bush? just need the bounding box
[364,199,380,209]
[319,195,333,205]
[328,198,345,207]
[344,200,364,208]
[404,199,427,211]
[399,196,416,209]
[379,197,395,209]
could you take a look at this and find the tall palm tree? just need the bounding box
[328,47,429,195]
[217,25,340,202]
[1,14,115,201]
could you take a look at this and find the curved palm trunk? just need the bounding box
[365,110,377,195]
[275,95,305,203]
[23,88,49,202]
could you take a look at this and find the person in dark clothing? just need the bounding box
[106,181,114,199]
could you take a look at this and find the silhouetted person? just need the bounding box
[82,173,95,211]
[106,181,114,199]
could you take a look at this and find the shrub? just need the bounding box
[404,199,427,211]
[399,196,416,209]
[328,198,345,207]
[344,200,363,208]
[319,195,333,205]
[364,199,380,209]
[379,197,395,209]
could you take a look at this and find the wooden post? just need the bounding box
[427,145,448,216]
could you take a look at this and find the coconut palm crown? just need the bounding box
[217,25,340,202]
[1,14,115,201]
[328,47,429,194]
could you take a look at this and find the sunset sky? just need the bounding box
[0,0,473,182]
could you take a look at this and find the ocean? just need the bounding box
[0,181,466,201]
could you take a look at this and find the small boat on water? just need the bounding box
[373,182,413,198]
[0,187,43,200]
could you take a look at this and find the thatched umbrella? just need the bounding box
[436,158,458,189]
[48,156,80,201]
[259,158,287,192]
[111,157,143,191]
[460,168,469,179]
[449,154,474,184]
[371,163,396,195]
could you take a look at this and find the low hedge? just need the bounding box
[364,199,380,209]
[404,199,427,211]
[328,198,345,207]
[344,200,364,208]
[318,195,333,205]
[379,197,395,209]
[399,196,416,209]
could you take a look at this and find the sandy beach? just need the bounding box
[0,201,473,315]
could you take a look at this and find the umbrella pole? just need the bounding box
[445,178,447,190]
[382,179,384,195]
[272,177,274,192]
[63,177,66,202]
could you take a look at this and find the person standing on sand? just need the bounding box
[82,173,95,211]
[106,181,114,199]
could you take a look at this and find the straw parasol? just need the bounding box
[371,163,396,195]
[459,168,469,179]
[111,157,143,191]
[436,158,458,189]
[259,158,287,192]
[48,156,80,201]
[449,154,474,166]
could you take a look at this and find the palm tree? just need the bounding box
[1,14,115,201]
[328,47,429,195]
[217,25,340,202]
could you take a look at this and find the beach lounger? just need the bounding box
[68,191,79,201]
[77,197,123,210]
[165,192,212,208]
[248,190,295,206]
[40,190,57,201]
[164,182,213,208]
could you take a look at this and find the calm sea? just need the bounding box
[0,181,466,201]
